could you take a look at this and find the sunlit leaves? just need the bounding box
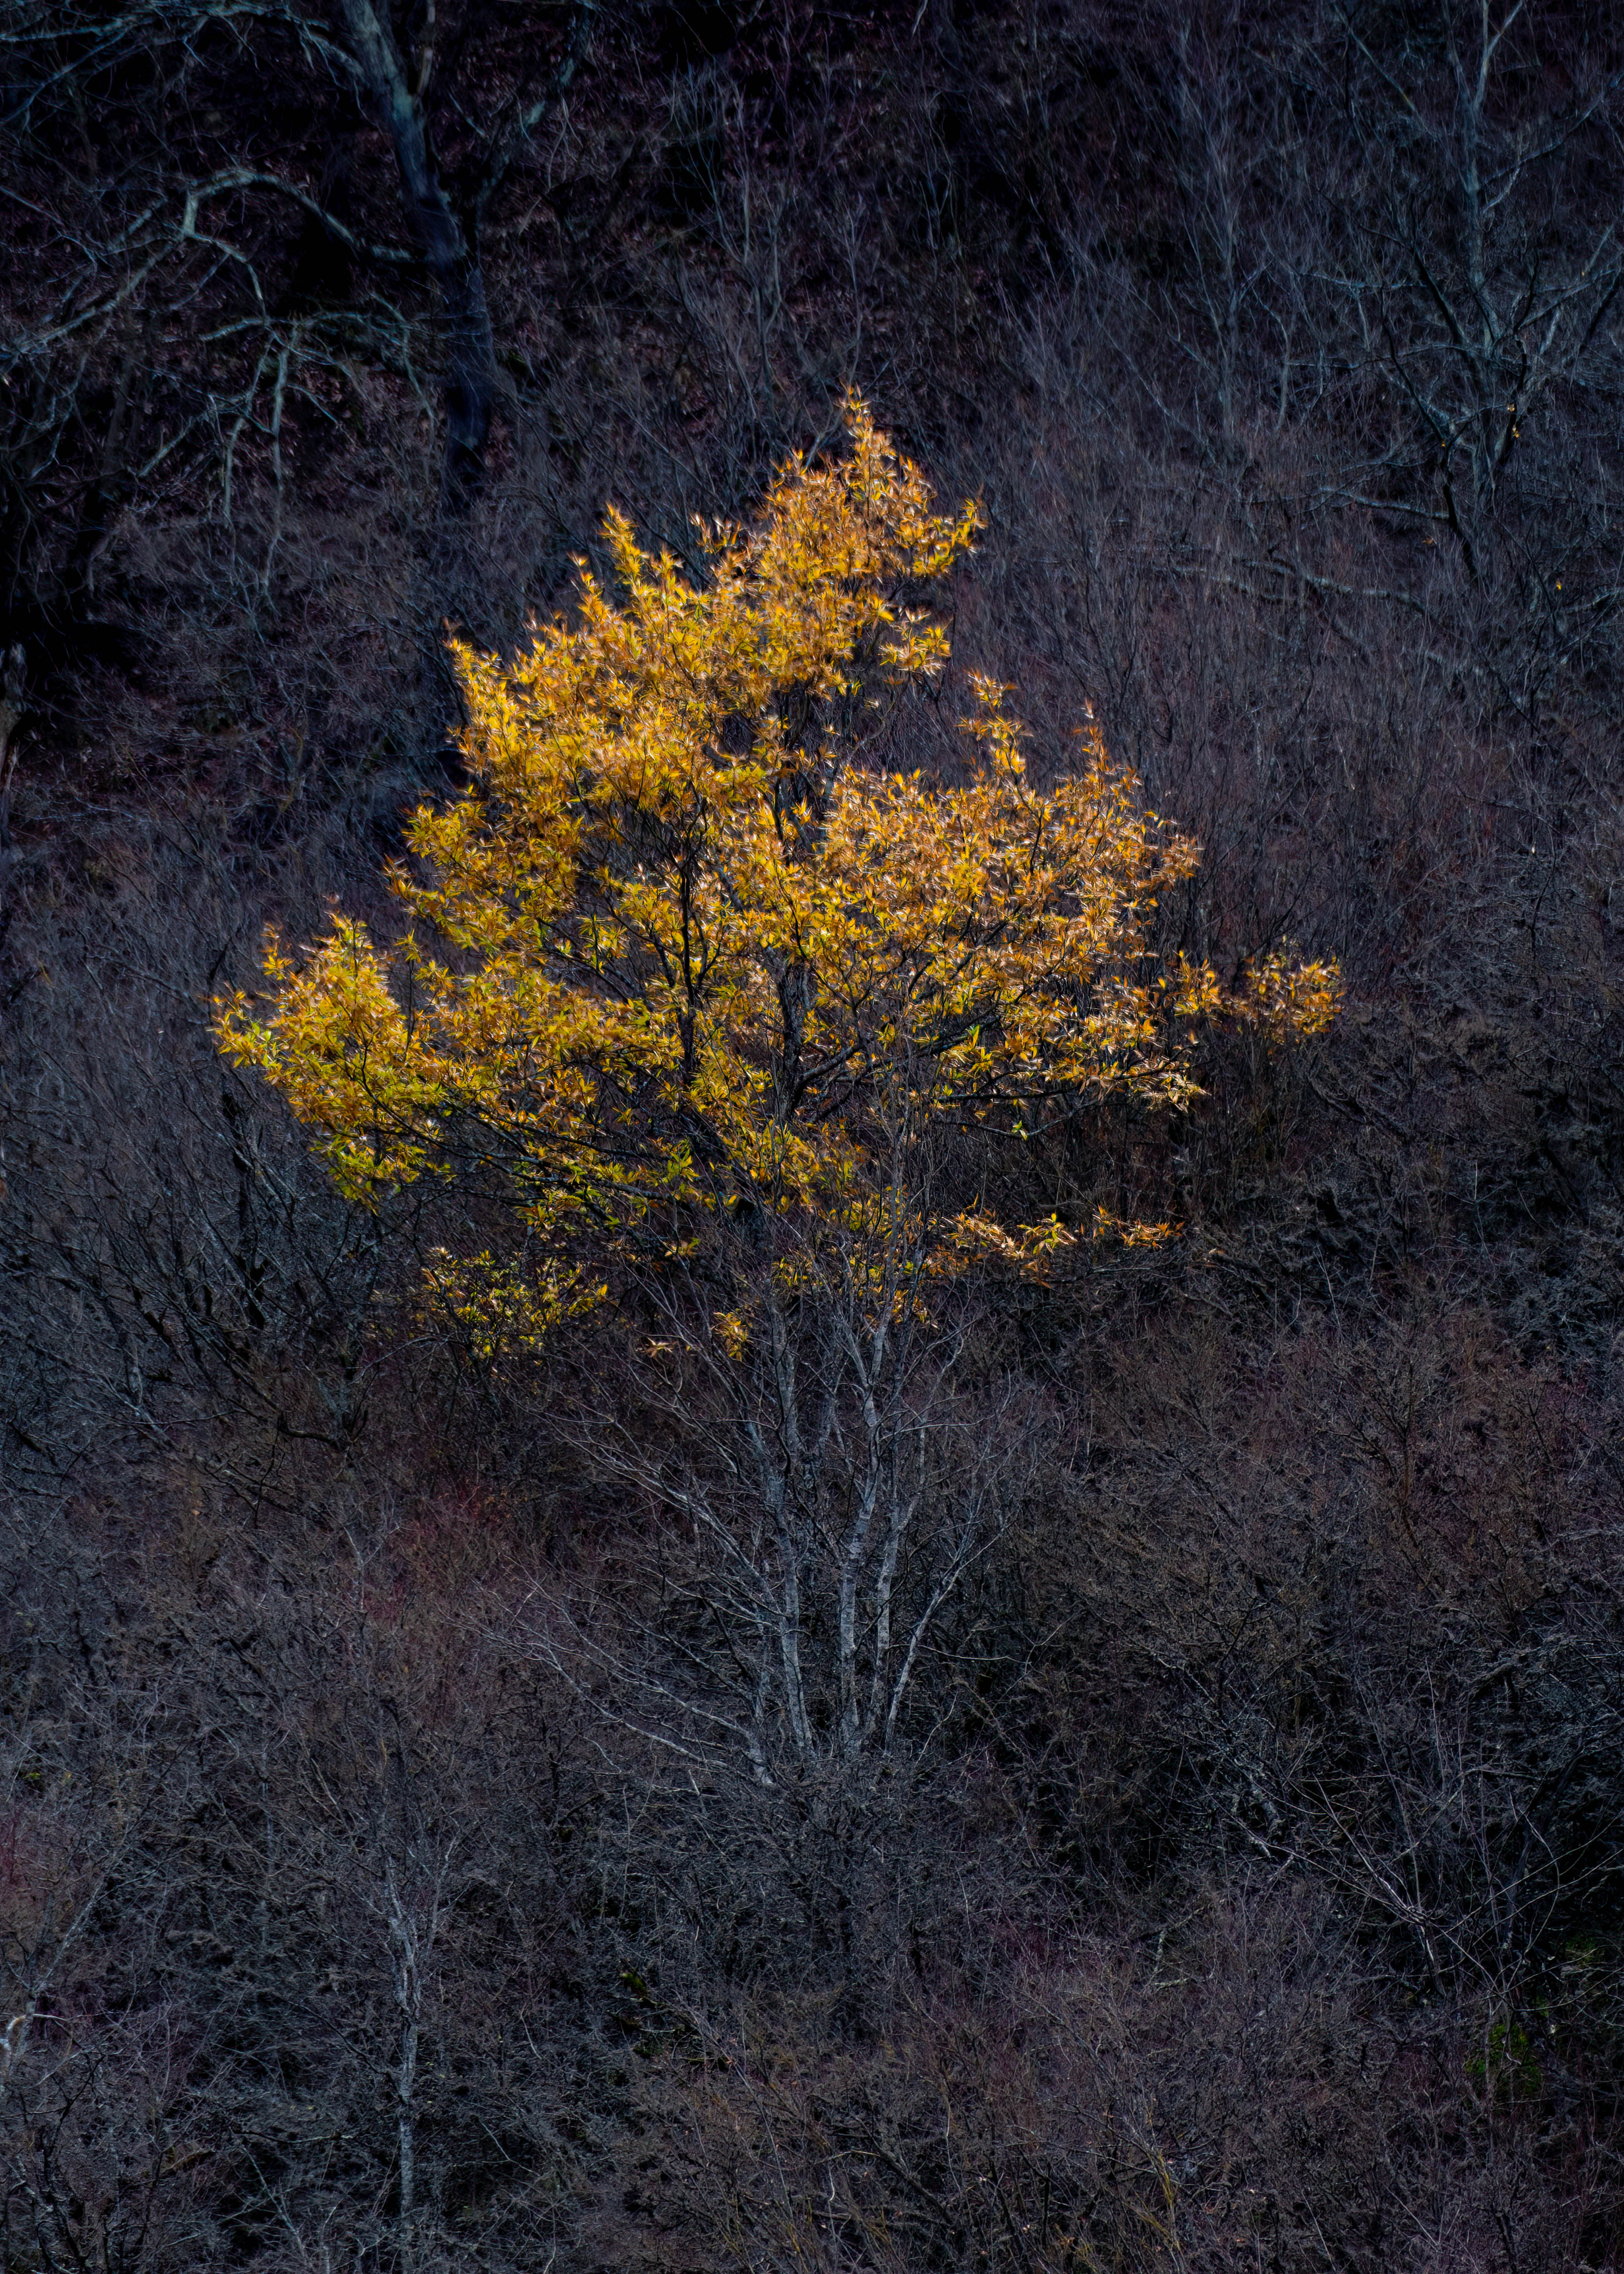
[217,399,1339,1341]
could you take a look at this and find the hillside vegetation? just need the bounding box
[4,4,1624,2269]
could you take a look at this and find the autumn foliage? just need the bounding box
[218,401,1338,1343]
[16,2,1624,2261]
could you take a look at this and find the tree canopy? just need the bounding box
[217,401,1339,1341]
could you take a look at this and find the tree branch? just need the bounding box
[473,0,598,233]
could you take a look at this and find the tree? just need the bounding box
[0,0,597,760]
[218,400,1339,1774]
[1324,0,1624,585]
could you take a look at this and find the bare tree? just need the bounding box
[537,1200,1057,1788]
[1326,0,1624,578]
[0,0,599,758]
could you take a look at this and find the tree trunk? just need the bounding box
[337,0,500,517]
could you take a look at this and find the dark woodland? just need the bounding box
[6,1,1624,2266]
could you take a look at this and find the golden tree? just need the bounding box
[218,402,1337,1771]
[218,401,1334,1324]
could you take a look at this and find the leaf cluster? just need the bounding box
[217,400,1339,1338]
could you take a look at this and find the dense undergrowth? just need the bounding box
[4,2,1624,2268]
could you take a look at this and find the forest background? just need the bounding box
[4,2,1624,2269]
